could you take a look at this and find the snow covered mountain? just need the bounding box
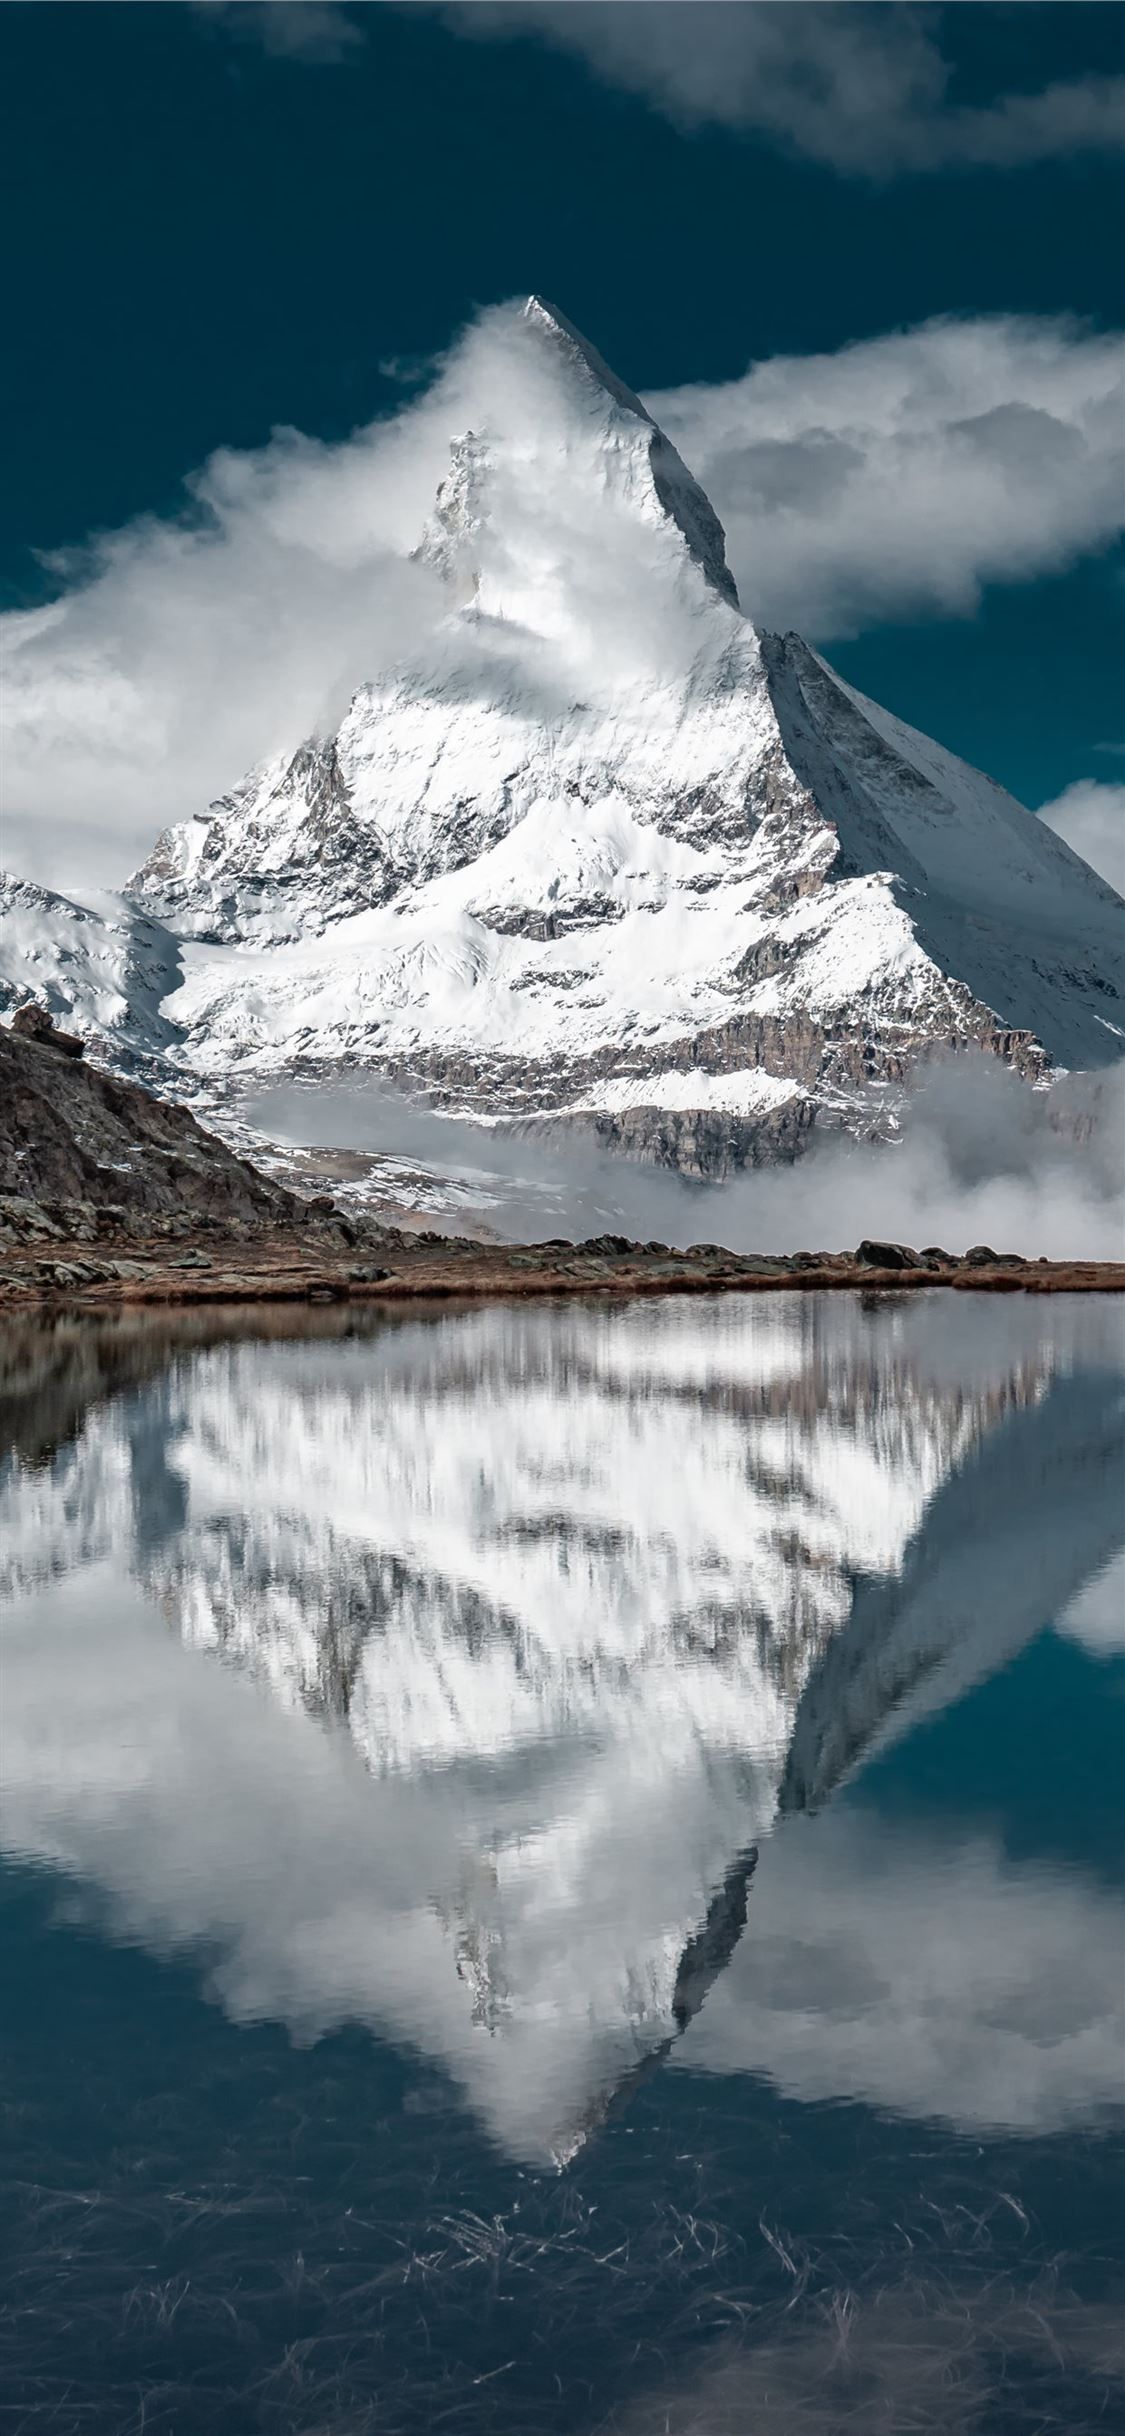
[113,296,1124,1174]
[0,873,182,1074]
[4,1294,1121,2160]
[3,300,1122,1181]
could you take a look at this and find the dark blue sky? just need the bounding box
[2,0,1122,806]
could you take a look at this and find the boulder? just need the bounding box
[855,1239,919,1270]
[11,1003,86,1059]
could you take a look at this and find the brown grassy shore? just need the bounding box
[1,1214,1120,1314]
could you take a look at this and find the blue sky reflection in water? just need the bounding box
[1,1291,1124,2434]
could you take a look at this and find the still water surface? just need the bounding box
[2,1292,1123,2433]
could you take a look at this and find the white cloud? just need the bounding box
[647,315,1125,631]
[4,1563,1123,2163]
[1038,779,1125,897]
[2,1292,1121,2163]
[259,1052,1125,1261]
[449,1,1125,177]
[192,1,1125,182]
[1055,1549,1125,1655]
[196,1,363,61]
[1,305,1122,894]
[676,1805,1125,2134]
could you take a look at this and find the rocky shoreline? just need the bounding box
[0,1197,1119,1313]
[1,1010,1119,1315]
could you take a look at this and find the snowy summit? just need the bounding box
[10,300,1125,1173]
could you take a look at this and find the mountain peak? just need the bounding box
[120,300,1124,1140]
[523,294,659,427]
[416,296,741,618]
[521,294,740,612]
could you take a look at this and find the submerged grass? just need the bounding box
[3,2124,1122,2436]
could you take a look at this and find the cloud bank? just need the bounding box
[4,1563,1123,2159]
[256,1051,1125,1261]
[677,1804,1125,2135]
[1038,779,1125,896]
[203,3,1125,182]
[447,1,1125,177]
[1056,1550,1125,1656]
[197,0,367,59]
[650,315,1125,631]
[3,302,1122,893]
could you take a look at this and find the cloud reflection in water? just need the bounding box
[1,1291,1122,2166]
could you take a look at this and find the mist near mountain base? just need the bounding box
[252,1051,1125,1261]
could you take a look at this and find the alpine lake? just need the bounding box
[2,1287,1123,2435]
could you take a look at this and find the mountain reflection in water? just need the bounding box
[3,1291,1122,2176]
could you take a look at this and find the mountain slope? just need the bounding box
[0,873,183,1073]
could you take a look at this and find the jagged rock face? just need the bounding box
[86,296,1125,1169]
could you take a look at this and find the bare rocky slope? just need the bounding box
[0,1005,298,1223]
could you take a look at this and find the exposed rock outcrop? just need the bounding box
[0,1011,300,1223]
